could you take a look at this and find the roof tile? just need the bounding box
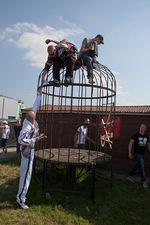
[23,105,150,114]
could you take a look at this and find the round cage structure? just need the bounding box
[34,61,116,200]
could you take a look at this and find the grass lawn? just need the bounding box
[0,154,150,225]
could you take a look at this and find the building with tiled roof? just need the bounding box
[22,104,150,175]
[114,105,150,114]
[23,105,150,115]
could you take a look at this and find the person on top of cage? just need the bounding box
[77,34,104,84]
[41,39,78,86]
[74,118,95,149]
[45,38,77,50]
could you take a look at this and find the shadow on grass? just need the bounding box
[1,155,150,225]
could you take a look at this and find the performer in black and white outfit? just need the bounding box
[16,88,43,209]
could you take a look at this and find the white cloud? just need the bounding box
[116,97,136,106]
[58,16,76,27]
[109,71,135,106]
[117,85,129,96]
[116,85,136,106]
[112,70,121,76]
[0,22,84,68]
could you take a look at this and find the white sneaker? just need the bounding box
[1,151,5,154]
[143,181,147,188]
[88,77,95,84]
[16,199,29,209]
[127,176,134,182]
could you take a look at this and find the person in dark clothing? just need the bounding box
[12,119,21,154]
[77,34,104,84]
[128,124,150,187]
[41,39,78,86]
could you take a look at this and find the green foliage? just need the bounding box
[0,155,150,225]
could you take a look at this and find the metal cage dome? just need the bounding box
[34,61,116,201]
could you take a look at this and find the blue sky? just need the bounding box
[0,0,150,107]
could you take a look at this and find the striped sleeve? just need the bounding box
[18,128,36,146]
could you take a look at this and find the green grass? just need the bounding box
[0,155,150,225]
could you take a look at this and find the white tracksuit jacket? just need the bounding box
[16,95,41,203]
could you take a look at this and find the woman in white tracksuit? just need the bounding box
[16,91,42,209]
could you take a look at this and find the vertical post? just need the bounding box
[67,165,76,183]
[42,160,47,189]
[2,98,5,118]
[110,153,113,188]
[33,157,36,176]
[90,163,96,202]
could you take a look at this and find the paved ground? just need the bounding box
[0,147,17,159]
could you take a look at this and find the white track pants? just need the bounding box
[16,149,34,203]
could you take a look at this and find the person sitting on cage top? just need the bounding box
[45,38,77,49]
[41,39,78,86]
[77,34,104,84]
[74,118,95,149]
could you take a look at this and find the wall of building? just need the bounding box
[113,114,150,175]
[17,101,26,119]
[0,95,25,119]
[22,111,150,175]
[0,96,18,119]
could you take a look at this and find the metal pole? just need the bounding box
[2,98,5,118]
[90,163,96,202]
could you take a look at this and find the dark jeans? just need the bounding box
[53,55,74,80]
[16,135,20,154]
[129,153,146,181]
[77,144,86,149]
[78,41,98,78]
[1,138,7,147]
